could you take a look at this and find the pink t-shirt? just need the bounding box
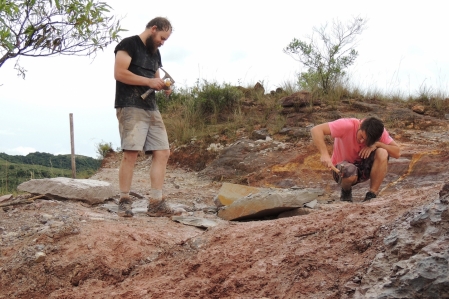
[328,118,393,165]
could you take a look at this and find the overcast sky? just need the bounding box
[1,0,448,158]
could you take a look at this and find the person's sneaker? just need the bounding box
[363,191,377,202]
[340,188,353,202]
[147,199,181,217]
[117,198,134,217]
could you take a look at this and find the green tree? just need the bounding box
[283,16,367,94]
[0,0,124,77]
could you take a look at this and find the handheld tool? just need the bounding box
[330,164,343,185]
[141,67,175,100]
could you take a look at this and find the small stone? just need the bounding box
[412,105,425,114]
[35,252,46,263]
[42,213,53,220]
[49,221,64,228]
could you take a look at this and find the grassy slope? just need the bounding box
[0,154,99,195]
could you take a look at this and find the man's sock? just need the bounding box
[150,189,162,199]
[148,189,163,210]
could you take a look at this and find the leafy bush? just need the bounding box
[95,141,114,159]
[193,80,243,118]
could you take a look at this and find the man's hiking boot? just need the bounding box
[363,191,377,202]
[340,188,353,202]
[117,198,134,217]
[147,199,181,217]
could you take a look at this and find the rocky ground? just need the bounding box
[1,99,449,298]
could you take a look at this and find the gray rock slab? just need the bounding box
[0,194,13,203]
[354,186,449,298]
[17,177,115,205]
[218,188,324,221]
[171,216,219,229]
[214,182,265,207]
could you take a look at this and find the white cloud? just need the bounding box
[6,147,36,156]
[0,130,14,136]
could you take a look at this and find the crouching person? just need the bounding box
[311,117,400,202]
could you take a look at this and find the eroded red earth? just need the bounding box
[1,100,449,298]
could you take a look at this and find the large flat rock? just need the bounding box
[17,177,115,205]
[171,216,221,229]
[218,188,324,221]
[214,182,265,207]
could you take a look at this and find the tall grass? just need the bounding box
[158,80,246,144]
[416,81,449,111]
[158,77,448,149]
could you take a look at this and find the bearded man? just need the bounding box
[113,17,178,217]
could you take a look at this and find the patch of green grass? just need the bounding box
[0,154,99,195]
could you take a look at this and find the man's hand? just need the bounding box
[359,145,376,159]
[311,123,340,173]
[148,78,167,91]
[320,154,339,173]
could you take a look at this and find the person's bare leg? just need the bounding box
[119,150,139,194]
[369,148,389,194]
[149,149,170,191]
[146,149,181,216]
[117,150,139,217]
[341,176,357,190]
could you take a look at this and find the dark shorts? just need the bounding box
[332,150,377,185]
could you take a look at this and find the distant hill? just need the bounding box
[0,152,101,172]
[0,152,101,195]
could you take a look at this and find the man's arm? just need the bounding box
[374,140,401,159]
[359,139,401,159]
[310,123,335,170]
[114,50,165,90]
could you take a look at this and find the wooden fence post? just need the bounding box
[69,113,76,179]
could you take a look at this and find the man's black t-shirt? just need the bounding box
[114,35,162,110]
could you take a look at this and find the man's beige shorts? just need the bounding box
[116,107,169,153]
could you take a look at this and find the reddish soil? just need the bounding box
[1,100,449,298]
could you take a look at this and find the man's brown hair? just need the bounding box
[146,17,172,32]
[360,117,384,147]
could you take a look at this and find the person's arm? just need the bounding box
[374,139,400,158]
[114,50,166,90]
[359,139,401,159]
[311,123,336,171]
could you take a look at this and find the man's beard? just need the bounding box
[145,34,158,54]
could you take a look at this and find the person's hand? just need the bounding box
[148,78,166,90]
[164,88,172,96]
[320,155,338,172]
[359,145,376,159]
